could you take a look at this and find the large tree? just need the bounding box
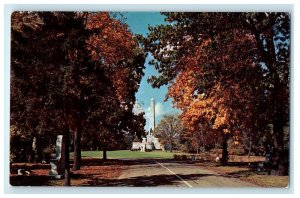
[154,114,183,152]
[11,11,83,185]
[140,12,290,174]
[83,12,145,160]
[11,11,146,185]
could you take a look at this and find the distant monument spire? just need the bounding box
[150,97,155,133]
[131,97,162,151]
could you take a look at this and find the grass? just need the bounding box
[78,150,181,159]
[243,175,289,188]
[197,161,289,187]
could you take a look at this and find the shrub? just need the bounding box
[43,146,54,163]
[173,154,178,160]
[235,148,245,155]
[181,154,187,160]
[10,152,16,163]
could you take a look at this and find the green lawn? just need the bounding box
[77,150,180,159]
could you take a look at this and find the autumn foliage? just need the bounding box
[141,12,290,173]
[11,11,146,184]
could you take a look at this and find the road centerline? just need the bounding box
[156,161,193,188]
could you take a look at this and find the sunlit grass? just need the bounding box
[76,150,183,159]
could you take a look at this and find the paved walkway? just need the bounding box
[116,159,258,187]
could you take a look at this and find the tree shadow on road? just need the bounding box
[79,173,215,187]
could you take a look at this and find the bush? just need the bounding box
[181,155,187,160]
[178,144,189,153]
[43,146,54,163]
[10,126,33,163]
[235,148,245,155]
[173,154,178,160]
[10,152,16,164]
[210,148,223,155]
[228,139,245,156]
[174,154,188,160]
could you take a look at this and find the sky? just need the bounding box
[123,12,181,131]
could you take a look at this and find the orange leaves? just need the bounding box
[111,68,131,102]
[84,12,143,108]
[146,14,265,143]
[213,105,230,129]
[85,12,137,67]
[168,69,197,110]
[223,129,230,134]
[167,32,257,138]
[233,135,239,145]
[85,12,110,30]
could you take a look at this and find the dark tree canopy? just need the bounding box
[11,11,146,184]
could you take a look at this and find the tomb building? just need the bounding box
[131,98,163,151]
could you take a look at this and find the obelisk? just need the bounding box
[150,97,155,133]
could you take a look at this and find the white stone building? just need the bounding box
[131,98,163,151]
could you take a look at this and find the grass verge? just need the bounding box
[78,150,181,159]
[197,161,289,187]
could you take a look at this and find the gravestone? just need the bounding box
[49,135,65,178]
[140,138,146,152]
[146,142,154,150]
[140,144,145,152]
[131,142,142,151]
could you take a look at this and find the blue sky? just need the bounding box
[123,12,181,131]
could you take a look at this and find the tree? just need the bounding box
[83,12,146,160]
[11,12,64,163]
[11,11,146,185]
[11,11,85,184]
[140,12,290,173]
[154,114,183,152]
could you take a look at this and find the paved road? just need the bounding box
[116,159,258,187]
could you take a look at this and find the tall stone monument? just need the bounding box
[150,97,155,132]
[49,135,65,178]
[131,98,163,151]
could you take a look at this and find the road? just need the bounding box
[115,159,258,187]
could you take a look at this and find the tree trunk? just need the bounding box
[221,133,228,166]
[73,124,81,170]
[28,138,34,163]
[248,139,252,157]
[64,126,71,186]
[272,112,287,175]
[36,137,44,163]
[250,20,288,175]
[103,144,107,161]
[271,76,288,176]
[200,128,206,152]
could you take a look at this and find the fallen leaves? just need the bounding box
[10,161,122,186]
[71,165,122,186]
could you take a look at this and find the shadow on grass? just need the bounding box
[225,169,271,178]
[213,162,260,167]
[224,170,258,178]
